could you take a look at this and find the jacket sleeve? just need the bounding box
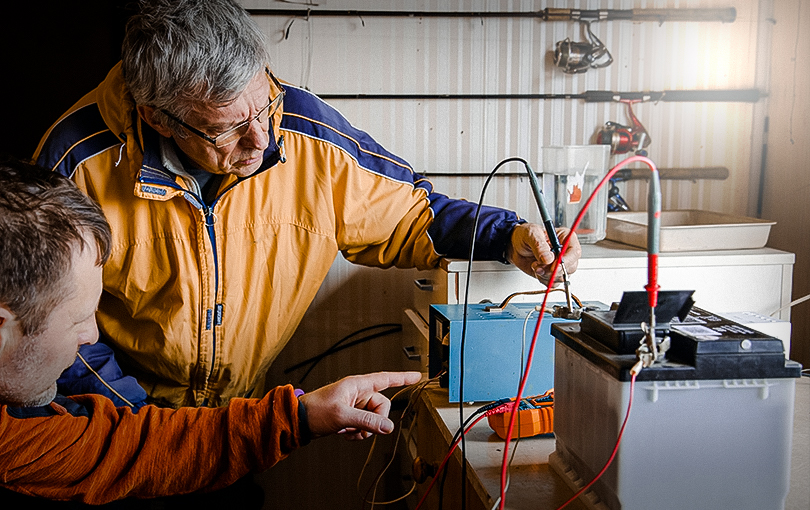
[422,185,525,262]
[280,86,525,271]
[0,387,303,504]
[336,168,525,270]
[337,179,523,270]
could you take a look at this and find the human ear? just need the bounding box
[0,305,19,354]
[137,105,175,138]
[0,305,13,329]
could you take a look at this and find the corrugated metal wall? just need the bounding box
[247,0,764,225]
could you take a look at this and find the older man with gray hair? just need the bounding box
[34,0,580,410]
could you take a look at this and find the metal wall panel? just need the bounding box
[249,0,763,224]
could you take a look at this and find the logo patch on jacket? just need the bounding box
[140,185,168,196]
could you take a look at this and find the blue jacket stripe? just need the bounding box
[280,86,416,184]
[36,104,121,178]
[6,395,91,419]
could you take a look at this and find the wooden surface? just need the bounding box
[414,382,586,510]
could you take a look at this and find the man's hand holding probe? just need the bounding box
[507,223,581,286]
[298,371,422,440]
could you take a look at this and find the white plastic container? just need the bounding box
[542,145,610,244]
[550,339,797,510]
[606,210,776,251]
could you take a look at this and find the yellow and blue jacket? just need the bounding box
[34,62,522,408]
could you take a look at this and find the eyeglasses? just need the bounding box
[162,70,285,148]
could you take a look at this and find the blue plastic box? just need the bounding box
[428,302,604,403]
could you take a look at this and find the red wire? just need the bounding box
[554,372,638,510]
[497,155,658,509]
[414,373,636,510]
[413,413,488,510]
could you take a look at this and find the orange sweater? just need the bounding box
[0,386,302,504]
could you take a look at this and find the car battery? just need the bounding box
[428,301,605,403]
[549,297,803,510]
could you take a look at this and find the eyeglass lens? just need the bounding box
[215,94,281,148]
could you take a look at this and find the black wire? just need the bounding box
[284,324,401,374]
[438,461,450,510]
[457,156,531,510]
[439,406,490,509]
[296,328,401,384]
[284,323,399,371]
[284,323,402,384]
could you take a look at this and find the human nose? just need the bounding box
[78,319,99,347]
[239,116,270,150]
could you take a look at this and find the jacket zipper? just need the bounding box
[138,135,284,405]
[201,204,220,406]
[137,175,222,404]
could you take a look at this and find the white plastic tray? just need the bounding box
[606,210,776,251]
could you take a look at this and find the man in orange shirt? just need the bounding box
[0,158,421,505]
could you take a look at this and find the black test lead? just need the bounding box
[524,163,574,314]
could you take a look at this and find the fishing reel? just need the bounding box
[596,99,651,155]
[597,99,652,212]
[554,21,613,74]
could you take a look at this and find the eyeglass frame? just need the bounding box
[161,69,285,148]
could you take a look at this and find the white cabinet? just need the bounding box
[414,240,793,319]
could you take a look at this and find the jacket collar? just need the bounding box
[95,62,287,196]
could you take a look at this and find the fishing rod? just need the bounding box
[315,89,763,103]
[251,7,738,75]
[247,7,737,24]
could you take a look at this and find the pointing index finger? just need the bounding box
[355,371,423,393]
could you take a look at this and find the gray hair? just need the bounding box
[0,158,111,337]
[122,0,270,126]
